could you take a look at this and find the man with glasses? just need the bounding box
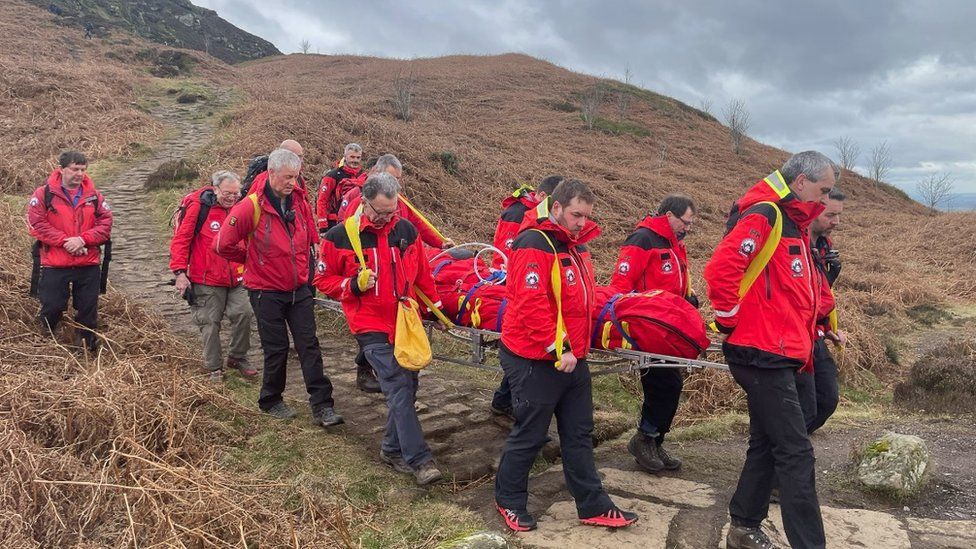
[315,172,444,486]
[609,194,699,474]
[170,171,255,381]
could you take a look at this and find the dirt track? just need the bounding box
[99,95,976,548]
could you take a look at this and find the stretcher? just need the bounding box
[313,297,728,376]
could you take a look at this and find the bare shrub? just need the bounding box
[917,172,954,210]
[833,136,861,171]
[869,141,892,184]
[299,38,311,54]
[580,85,603,130]
[698,98,713,116]
[393,72,416,121]
[723,98,751,154]
[617,65,633,119]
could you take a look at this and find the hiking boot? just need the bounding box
[413,461,443,486]
[628,432,664,473]
[312,406,345,428]
[657,442,682,470]
[580,506,639,528]
[356,363,381,393]
[380,450,413,474]
[264,401,296,420]
[208,369,224,382]
[726,526,779,549]
[226,356,258,378]
[496,503,537,532]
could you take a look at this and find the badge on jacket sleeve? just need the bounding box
[229,216,237,226]
[739,238,756,256]
[525,271,540,289]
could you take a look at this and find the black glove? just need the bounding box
[713,319,734,335]
[685,294,701,309]
[182,285,197,306]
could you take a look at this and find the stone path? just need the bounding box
[99,94,976,549]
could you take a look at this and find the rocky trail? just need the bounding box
[99,95,976,548]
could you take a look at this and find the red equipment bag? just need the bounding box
[591,286,709,359]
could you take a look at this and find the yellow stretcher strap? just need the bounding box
[399,194,447,243]
[620,321,633,350]
[829,309,839,335]
[739,201,782,299]
[416,287,454,328]
[601,321,613,349]
[531,228,568,368]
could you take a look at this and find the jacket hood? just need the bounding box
[736,173,824,228]
[249,171,309,204]
[517,202,601,247]
[500,183,538,210]
[637,214,681,245]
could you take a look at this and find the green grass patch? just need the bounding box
[588,116,652,137]
[668,411,749,442]
[542,98,577,112]
[906,303,951,326]
[597,80,717,122]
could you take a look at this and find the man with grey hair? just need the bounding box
[704,151,838,549]
[170,170,254,380]
[317,142,364,232]
[215,149,343,427]
[315,171,445,486]
[242,139,312,196]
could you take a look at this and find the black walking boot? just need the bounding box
[356,361,381,393]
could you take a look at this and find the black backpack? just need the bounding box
[241,155,268,196]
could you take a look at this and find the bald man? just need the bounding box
[242,140,310,194]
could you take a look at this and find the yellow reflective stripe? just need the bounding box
[530,229,567,368]
[763,170,790,200]
[620,321,633,350]
[534,198,550,221]
[601,321,613,349]
[399,194,447,242]
[739,201,782,299]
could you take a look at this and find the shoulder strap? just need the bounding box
[530,228,568,367]
[738,201,782,298]
[247,193,261,236]
[43,184,54,211]
[192,190,216,237]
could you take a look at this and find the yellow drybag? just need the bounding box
[394,297,433,371]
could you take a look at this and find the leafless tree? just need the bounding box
[833,136,860,172]
[617,64,633,119]
[698,98,713,116]
[723,98,751,154]
[869,141,891,183]
[393,72,416,122]
[917,172,954,210]
[299,39,311,54]
[580,85,603,130]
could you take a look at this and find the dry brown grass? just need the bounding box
[0,198,352,547]
[0,0,232,194]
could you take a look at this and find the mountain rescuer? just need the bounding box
[315,171,445,486]
[169,170,255,381]
[493,179,638,532]
[705,151,838,549]
[316,142,364,233]
[610,194,698,474]
[796,188,847,434]
[27,150,113,351]
[214,148,343,427]
[489,174,564,420]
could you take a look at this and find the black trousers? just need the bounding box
[728,363,825,549]
[795,338,840,434]
[38,265,100,349]
[491,374,511,410]
[249,286,335,411]
[494,344,612,518]
[638,366,683,442]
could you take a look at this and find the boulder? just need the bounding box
[855,432,932,497]
[435,531,509,549]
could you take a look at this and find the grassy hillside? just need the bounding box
[203,52,976,381]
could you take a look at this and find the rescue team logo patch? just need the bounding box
[791,258,804,277]
[565,268,577,285]
[316,261,326,274]
[28,197,39,207]
[209,220,221,231]
[505,238,514,249]
[662,261,673,273]
[229,216,237,226]
[739,238,756,256]
[525,271,540,288]
[618,261,630,274]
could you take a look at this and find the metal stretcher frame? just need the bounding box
[314,297,729,376]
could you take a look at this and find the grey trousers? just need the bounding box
[190,284,252,371]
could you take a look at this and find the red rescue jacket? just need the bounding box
[315,212,440,341]
[704,173,825,371]
[339,186,447,248]
[492,192,539,269]
[501,208,601,360]
[27,169,113,268]
[213,172,318,291]
[609,215,690,297]
[316,164,363,229]
[168,187,245,287]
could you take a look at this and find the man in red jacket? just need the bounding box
[214,149,342,427]
[338,154,454,249]
[704,151,837,549]
[316,142,363,233]
[169,170,255,381]
[316,172,445,486]
[489,174,563,419]
[610,194,698,474]
[27,151,113,350]
[494,180,638,532]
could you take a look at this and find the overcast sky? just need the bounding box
[193,0,976,198]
